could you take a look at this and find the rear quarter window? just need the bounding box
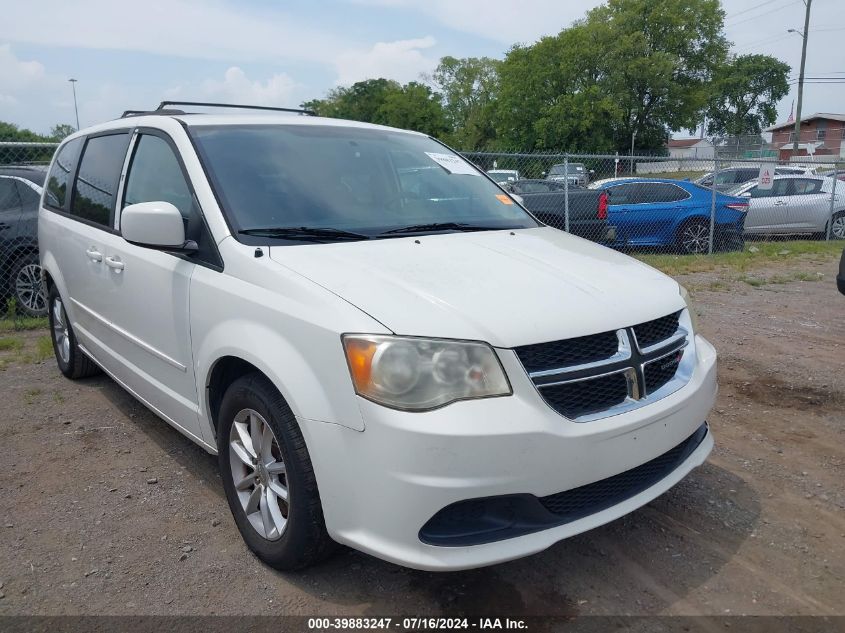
[45,138,83,209]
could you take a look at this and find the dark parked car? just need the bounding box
[501,179,613,243]
[593,179,748,253]
[545,162,594,187]
[838,248,845,295]
[0,166,47,316]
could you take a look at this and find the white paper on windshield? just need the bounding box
[425,152,480,176]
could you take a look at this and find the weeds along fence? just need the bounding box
[0,139,843,321]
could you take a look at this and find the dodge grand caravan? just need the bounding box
[39,103,717,571]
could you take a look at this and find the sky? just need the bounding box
[0,0,843,137]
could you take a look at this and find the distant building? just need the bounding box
[667,138,714,159]
[764,113,845,161]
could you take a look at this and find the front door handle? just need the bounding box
[105,256,125,272]
[774,200,787,206]
[86,247,103,262]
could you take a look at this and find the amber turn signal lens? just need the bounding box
[344,338,377,390]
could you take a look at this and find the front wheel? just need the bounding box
[217,374,337,570]
[676,219,710,254]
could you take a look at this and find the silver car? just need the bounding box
[729,175,845,238]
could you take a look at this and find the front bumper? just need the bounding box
[303,334,717,571]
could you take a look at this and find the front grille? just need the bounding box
[633,311,681,349]
[539,422,708,520]
[515,311,689,421]
[644,350,684,394]
[514,330,618,373]
[540,372,628,419]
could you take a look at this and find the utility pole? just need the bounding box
[790,0,812,157]
[68,78,80,131]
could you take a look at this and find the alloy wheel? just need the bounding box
[228,408,289,541]
[51,297,70,364]
[681,224,709,254]
[832,215,845,240]
[16,263,47,315]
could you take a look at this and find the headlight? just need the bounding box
[342,335,512,411]
[679,285,700,332]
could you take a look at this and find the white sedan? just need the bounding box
[729,175,845,239]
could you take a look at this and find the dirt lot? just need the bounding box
[0,249,842,618]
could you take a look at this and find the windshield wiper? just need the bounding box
[379,222,507,236]
[238,226,371,242]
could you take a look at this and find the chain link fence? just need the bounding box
[0,141,57,318]
[461,151,845,255]
[1,138,844,320]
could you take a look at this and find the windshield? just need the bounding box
[549,164,585,175]
[190,124,538,241]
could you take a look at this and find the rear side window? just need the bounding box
[0,179,21,211]
[640,183,689,203]
[606,183,641,204]
[750,179,790,198]
[71,134,130,227]
[791,179,822,195]
[45,138,82,209]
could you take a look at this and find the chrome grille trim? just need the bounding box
[517,309,696,422]
[528,330,631,380]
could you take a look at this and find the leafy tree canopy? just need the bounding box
[705,54,790,137]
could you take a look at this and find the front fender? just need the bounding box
[190,259,391,439]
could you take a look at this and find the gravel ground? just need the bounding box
[0,251,842,618]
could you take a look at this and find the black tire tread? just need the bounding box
[218,373,338,570]
[47,285,101,380]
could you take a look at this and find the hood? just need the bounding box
[269,227,684,348]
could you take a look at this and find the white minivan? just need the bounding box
[39,103,717,571]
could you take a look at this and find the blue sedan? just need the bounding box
[593,179,749,253]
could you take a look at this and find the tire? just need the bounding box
[830,211,845,240]
[217,373,337,570]
[676,219,710,254]
[10,254,48,317]
[47,285,101,379]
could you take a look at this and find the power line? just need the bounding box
[726,0,802,28]
[725,0,781,20]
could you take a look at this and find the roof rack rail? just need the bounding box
[156,101,316,116]
[120,108,186,118]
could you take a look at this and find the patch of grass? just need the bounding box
[0,336,25,351]
[0,317,49,332]
[23,388,42,405]
[33,335,53,363]
[642,170,708,182]
[737,270,825,287]
[637,240,844,277]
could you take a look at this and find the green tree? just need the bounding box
[0,121,48,142]
[495,0,728,153]
[377,82,447,137]
[303,78,402,122]
[431,56,500,149]
[49,123,77,141]
[302,78,447,137]
[705,54,790,137]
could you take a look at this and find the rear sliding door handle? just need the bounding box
[105,256,125,272]
[85,248,103,262]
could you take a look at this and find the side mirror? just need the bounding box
[121,201,196,252]
[740,191,751,198]
[541,171,547,177]
[589,169,596,176]
[511,194,525,206]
